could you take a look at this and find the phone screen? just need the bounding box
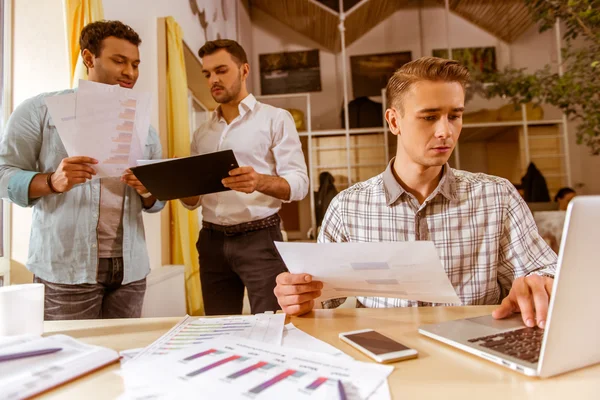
[343,331,410,355]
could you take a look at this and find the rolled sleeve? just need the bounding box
[0,97,43,207]
[272,110,309,202]
[180,196,202,211]
[497,182,557,292]
[144,199,165,213]
[7,170,41,208]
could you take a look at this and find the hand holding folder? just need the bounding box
[130,150,239,201]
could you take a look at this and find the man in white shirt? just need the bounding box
[181,40,309,315]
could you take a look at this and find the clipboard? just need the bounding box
[130,150,239,201]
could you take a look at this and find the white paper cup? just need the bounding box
[0,283,45,336]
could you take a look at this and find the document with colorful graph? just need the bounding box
[74,80,151,177]
[119,336,392,400]
[126,314,285,365]
[45,80,152,178]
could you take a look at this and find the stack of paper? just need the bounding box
[45,80,152,178]
[122,314,392,399]
[120,336,392,400]
[0,334,119,400]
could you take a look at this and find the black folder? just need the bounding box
[130,150,239,201]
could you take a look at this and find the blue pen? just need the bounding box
[337,379,347,400]
[0,348,62,362]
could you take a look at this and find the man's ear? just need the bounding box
[241,63,250,80]
[385,108,401,136]
[81,49,95,70]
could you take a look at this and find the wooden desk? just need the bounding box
[39,306,600,399]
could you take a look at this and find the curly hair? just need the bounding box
[79,20,141,57]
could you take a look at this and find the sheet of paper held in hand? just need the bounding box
[45,79,152,178]
[275,241,461,304]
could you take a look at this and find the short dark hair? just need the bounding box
[198,39,248,65]
[554,187,576,202]
[79,20,141,57]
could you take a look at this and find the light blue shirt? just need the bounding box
[0,89,165,284]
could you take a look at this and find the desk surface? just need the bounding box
[39,306,599,399]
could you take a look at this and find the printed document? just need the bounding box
[275,241,461,304]
[119,336,392,400]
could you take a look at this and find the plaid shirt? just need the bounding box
[318,160,557,309]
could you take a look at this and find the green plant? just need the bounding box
[471,0,600,155]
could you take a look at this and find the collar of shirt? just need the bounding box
[212,93,258,123]
[382,158,459,206]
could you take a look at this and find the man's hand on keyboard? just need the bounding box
[492,275,554,329]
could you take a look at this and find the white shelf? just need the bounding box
[462,119,564,129]
[314,163,387,169]
[530,154,565,159]
[527,135,563,140]
[299,127,386,137]
[313,145,385,151]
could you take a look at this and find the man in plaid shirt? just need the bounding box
[274,57,556,330]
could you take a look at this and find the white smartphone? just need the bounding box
[339,329,418,363]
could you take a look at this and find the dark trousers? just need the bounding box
[197,224,288,315]
[33,258,146,320]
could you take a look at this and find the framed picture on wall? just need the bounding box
[432,46,497,75]
[259,50,322,95]
[350,51,412,98]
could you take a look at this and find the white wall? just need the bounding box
[250,6,599,194]
[251,7,511,130]
[11,0,70,266]
[237,1,253,93]
[251,7,342,130]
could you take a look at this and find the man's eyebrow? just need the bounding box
[416,107,465,113]
[112,54,140,63]
[417,108,441,113]
[202,64,228,73]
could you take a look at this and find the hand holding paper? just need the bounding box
[274,273,323,316]
[274,241,461,310]
[51,156,98,193]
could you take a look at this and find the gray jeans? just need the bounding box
[33,258,146,320]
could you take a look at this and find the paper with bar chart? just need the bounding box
[119,336,392,400]
[127,314,285,364]
[0,334,119,400]
[44,80,152,178]
[276,241,461,304]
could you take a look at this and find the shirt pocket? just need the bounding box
[41,121,69,169]
[47,120,69,156]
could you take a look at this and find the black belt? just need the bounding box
[202,214,280,235]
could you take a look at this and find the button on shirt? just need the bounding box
[188,94,309,225]
[0,89,165,284]
[319,159,557,309]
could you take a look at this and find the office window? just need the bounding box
[0,0,5,261]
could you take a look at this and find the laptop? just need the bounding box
[418,196,600,378]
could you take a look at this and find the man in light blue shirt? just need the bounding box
[0,21,164,320]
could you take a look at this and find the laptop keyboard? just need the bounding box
[467,327,544,364]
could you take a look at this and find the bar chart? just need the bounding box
[130,315,285,362]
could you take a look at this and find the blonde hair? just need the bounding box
[386,57,470,113]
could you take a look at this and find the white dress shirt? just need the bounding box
[186,94,309,226]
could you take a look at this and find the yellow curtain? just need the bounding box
[165,17,204,316]
[64,0,104,88]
